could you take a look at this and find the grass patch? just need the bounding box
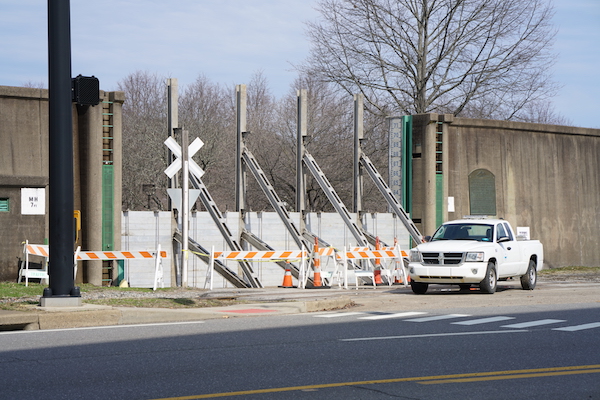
[0,282,169,299]
[0,282,246,310]
[84,297,243,308]
[0,282,45,299]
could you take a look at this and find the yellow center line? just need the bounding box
[420,368,600,384]
[149,364,600,400]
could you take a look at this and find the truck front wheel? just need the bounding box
[410,281,429,294]
[520,259,537,290]
[480,262,497,294]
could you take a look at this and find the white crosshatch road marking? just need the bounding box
[358,312,427,320]
[452,316,516,325]
[501,319,566,329]
[553,322,600,332]
[313,312,365,318]
[405,314,471,322]
[310,312,600,333]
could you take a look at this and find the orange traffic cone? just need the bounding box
[393,266,404,285]
[279,263,295,288]
[313,238,322,287]
[374,237,384,285]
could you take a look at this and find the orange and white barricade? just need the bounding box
[18,241,50,286]
[76,246,167,290]
[18,240,167,290]
[336,245,405,290]
[316,246,339,287]
[374,244,409,286]
[208,248,308,290]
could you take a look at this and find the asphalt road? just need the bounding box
[1,285,599,399]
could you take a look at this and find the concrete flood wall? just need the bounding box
[122,211,410,288]
[0,85,124,283]
[410,114,600,268]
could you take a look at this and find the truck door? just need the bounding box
[496,223,522,277]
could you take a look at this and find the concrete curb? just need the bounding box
[0,296,354,331]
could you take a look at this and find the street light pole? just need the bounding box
[42,0,80,305]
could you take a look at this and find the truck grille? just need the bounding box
[422,252,464,265]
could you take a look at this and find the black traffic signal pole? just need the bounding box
[44,0,80,300]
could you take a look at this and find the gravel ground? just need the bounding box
[3,270,599,305]
[74,271,600,300]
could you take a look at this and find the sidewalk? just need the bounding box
[2,279,599,332]
[0,286,389,331]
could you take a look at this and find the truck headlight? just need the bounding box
[465,252,484,262]
[409,250,422,262]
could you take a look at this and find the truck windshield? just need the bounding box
[431,223,494,242]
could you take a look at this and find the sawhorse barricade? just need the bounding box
[75,246,168,290]
[207,249,308,290]
[336,246,408,290]
[18,241,50,286]
[19,240,167,290]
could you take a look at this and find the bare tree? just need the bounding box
[179,75,234,210]
[274,75,357,212]
[118,71,167,210]
[21,81,46,89]
[303,0,558,121]
[513,99,571,126]
[242,72,287,211]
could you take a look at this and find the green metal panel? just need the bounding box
[102,165,114,251]
[0,198,8,212]
[436,174,443,227]
[117,260,125,282]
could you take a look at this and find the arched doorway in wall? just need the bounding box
[468,169,496,216]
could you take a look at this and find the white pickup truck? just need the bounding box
[408,218,543,294]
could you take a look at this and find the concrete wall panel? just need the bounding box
[427,116,600,268]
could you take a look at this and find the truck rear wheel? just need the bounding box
[520,259,537,290]
[410,281,429,294]
[480,262,497,294]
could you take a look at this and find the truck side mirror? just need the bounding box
[497,236,511,243]
[424,235,432,242]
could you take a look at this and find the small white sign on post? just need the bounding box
[21,188,45,215]
[166,189,201,212]
[447,196,455,213]
[516,227,530,240]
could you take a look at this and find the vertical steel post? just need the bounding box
[353,94,364,214]
[235,85,247,212]
[296,89,307,213]
[167,79,179,210]
[44,0,79,299]
[181,129,189,287]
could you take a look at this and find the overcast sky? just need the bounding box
[1,0,598,128]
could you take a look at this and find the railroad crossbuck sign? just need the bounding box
[163,136,205,180]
